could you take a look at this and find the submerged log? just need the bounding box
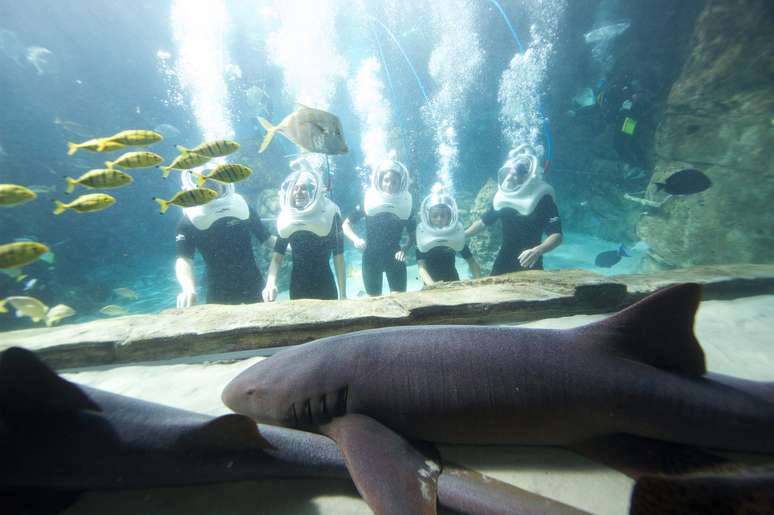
[1,264,773,370]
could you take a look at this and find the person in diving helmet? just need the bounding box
[175,168,275,307]
[262,158,346,302]
[342,158,416,296]
[465,144,562,275]
[416,190,481,286]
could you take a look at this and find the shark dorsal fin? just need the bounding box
[0,347,101,413]
[176,413,271,451]
[586,283,706,376]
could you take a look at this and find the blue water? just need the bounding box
[0,0,699,331]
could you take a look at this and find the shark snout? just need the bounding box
[221,374,257,415]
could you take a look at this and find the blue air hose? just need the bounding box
[369,21,409,158]
[488,0,554,169]
[368,15,430,105]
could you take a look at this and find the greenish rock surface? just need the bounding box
[636,0,774,270]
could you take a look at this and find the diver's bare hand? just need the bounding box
[518,247,542,268]
[394,249,407,263]
[262,283,278,302]
[354,237,367,251]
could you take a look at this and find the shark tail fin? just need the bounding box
[589,283,706,376]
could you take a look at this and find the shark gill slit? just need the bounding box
[303,399,313,425]
[319,394,327,416]
[335,386,349,417]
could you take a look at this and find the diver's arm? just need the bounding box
[342,218,366,250]
[539,232,563,253]
[175,257,197,308]
[465,220,486,238]
[262,252,284,302]
[263,235,277,249]
[465,255,482,279]
[417,259,434,286]
[333,253,347,300]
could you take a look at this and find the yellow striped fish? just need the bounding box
[65,169,134,193]
[194,164,252,187]
[98,130,163,150]
[160,152,212,178]
[153,188,218,214]
[176,139,240,158]
[53,193,116,215]
[99,304,129,316]
[0,241,49,269]
[105,151,164,170]
[0,184,37,207]
[67,138,125,156]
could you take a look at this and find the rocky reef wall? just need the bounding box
[636,0,774,269]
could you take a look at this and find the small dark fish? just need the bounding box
[595,244,629,268]
[656,168,711,195]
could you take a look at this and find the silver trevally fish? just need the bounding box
[258,104,348,155]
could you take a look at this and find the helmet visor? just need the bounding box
[281,171,319,212]
[420,194,458,230]
[374,160,408,195]
[498,158,532,193]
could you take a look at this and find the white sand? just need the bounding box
[61,295,774,515]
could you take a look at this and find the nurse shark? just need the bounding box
[0,347,582,515]
[223,283,774,514]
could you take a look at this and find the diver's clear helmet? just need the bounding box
[497,154,537,194]
[279,170,322,213]
[420,193,459,231]
[372,159,409,196]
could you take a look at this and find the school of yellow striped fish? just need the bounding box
[2,128,254,324]
[2,104,349,326]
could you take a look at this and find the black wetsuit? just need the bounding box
[176,207,270,304]
[481,195,562,276]
[274,214,343,300]
[416,244,473,283]
[346,205,416,296]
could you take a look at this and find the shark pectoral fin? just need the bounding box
[570,434,730,479]
[630,465,774,515]
[321,414,440,515]
[591,283,706,376]
[1,487,83,515]
[438,463,588,515]
[176,414,272,451]
[0,347,101,414]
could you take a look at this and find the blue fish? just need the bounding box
[595,244,630,268]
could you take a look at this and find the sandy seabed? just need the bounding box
[61,294,774,515]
